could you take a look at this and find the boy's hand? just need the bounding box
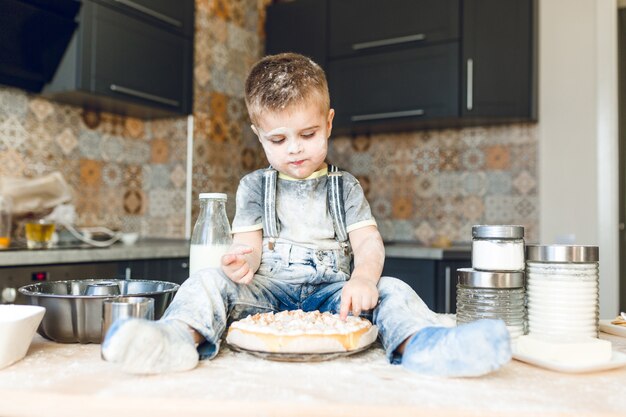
[221,244,255,285]
[339,277,379,320]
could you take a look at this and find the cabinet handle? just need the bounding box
[444,266,451,314]
[113,0,182,27]
[466,58,474,111]
[351,109,425,122]
[110,84,180,107]
[352,33,426,51]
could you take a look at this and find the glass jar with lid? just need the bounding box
[471,225,525,272]
[456,268,526,339]
[525,245,599,340]
[189,193,232,275]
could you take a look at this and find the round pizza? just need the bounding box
[226,309,378,354]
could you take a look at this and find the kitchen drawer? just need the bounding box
[329,0,459,59]
[93,0,194,37]
[328,43,459,133]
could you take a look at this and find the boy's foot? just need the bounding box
[401,319,511,377]
[101,319,199,374]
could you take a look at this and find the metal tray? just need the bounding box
[227,342,374,362]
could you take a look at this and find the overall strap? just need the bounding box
[262,164,349,252]
[327,164,349,246]
[262,167,279,249]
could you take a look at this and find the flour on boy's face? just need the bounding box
[253,105,334,179]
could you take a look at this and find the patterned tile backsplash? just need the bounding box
[329,124,538,243]
[0,0,538,244]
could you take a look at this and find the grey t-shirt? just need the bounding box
[231,166,377,250]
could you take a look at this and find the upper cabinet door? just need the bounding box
[85,3,192,114]
[461,0,537,121]
[43,0,194,118]
[329,43,459,134]
[329,0,459,59]
[96,0,194,36]
[265,0,327,67]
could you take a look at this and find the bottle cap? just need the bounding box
[199,193,227,200]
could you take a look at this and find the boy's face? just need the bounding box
[252,104,334,179]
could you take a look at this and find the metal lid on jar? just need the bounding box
[472,225,524,239]
[526,245,599,263]
[457,268,525,288]
[199,193,227,200]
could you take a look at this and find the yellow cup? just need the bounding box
[25,221,55,249]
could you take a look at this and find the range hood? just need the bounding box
[0,0,81,92]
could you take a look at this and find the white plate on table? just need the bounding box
[599,319,626,338]
[512,349,626,374]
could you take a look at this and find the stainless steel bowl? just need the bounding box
[18,279,179,344]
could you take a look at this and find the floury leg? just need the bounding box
[401,319,511,377]
[372,277,511,377]
[101,319,198,374]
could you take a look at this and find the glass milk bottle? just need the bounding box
[189,193,232,275]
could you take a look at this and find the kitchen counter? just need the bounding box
[0,240,466,267]
[1,332,625,417]
[0,239,190,267]
[384,242,471,260]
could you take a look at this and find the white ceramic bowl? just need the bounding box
[0,305,45,369]
[120,232,139,245]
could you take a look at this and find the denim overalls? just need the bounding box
[163,167,450,362]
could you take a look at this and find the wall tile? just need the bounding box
[150,139,170,164]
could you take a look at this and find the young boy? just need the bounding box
[102,53,511,376]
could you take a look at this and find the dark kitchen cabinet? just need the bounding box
[328,0,459,59]
[383,257,471,313]
[461,0,537,122]
[1,257,189,304]
[329,43,459,133]
[265,0,327,68]
[382,257,436,311]
[43,0,194,118]
[116,258,190,284]
[96,0,194,37]
[435,259,471,314]
[264,0,537,133]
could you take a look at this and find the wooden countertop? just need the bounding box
[1,333,625,417]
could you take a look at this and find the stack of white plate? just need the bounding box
[526,246,599,341]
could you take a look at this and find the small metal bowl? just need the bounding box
[18,279,179,344]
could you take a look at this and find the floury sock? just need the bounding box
[101,319,199,374]
[401,319,511,377]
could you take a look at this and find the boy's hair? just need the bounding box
[245,53,330,124]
